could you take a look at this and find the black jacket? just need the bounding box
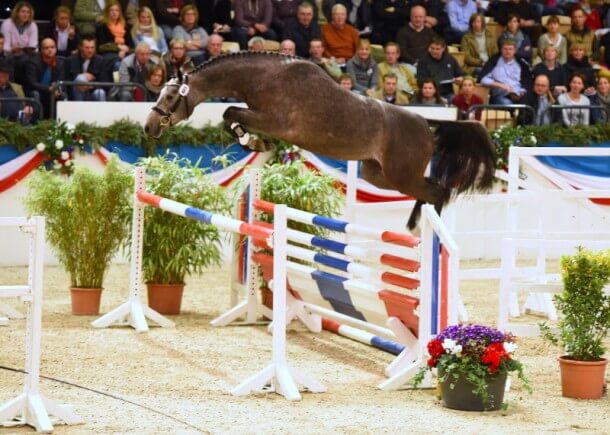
[43,24,81,58]
[282,18,321,58]
[517,91,559,125]
[23,56,66,95]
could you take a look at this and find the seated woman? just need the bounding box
[565,43,596,94]
[95,1,134,75]
[411,79,447,105]
[162,38,196,77]
[132,6,168,61]
[537,15,567,64]
[345,39,378,95]
[172,5,209,62]
[497,14,532,63]
[461,13,497,77]
[589,76,610,123]
[452,77,484,120]
[532,46,567,97]
[557,72,590,126]
[134,64,166,102]
[1,1,38,58]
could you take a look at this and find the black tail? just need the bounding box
[407,121,496,229]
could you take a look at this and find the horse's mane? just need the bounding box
[191,51,303,75]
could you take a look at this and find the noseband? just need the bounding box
[152,75,191,127]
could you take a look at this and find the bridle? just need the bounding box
[151,75,191,127]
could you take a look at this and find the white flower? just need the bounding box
[65,122,75,133]
[530,135,537,145]
[64,160,72,167]
[78,139,84,144]
[36,142,46,152]
[55,139,64,149]
[503,342,517,353]
[442,338,457,352]
[61,151,70,160]
[452,344,463,356]
[53,160,62,169]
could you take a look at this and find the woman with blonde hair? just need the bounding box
[132,6,168,59]
[1,1,38,56]
[532,45,567,96]
[96,0,134,73]
[460,13,497,76]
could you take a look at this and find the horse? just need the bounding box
[144,51,496,229]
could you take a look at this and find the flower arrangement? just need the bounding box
[34,121,83,175]
[491,124,537,170]
[413,324,531,407]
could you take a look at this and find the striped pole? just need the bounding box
[254,199,420,248]
[322,318,405,355]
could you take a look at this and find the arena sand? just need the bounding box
[0,262,608,435]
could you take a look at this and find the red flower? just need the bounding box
[481,343,510,374]
[427,357,437,367]
[427,339,444,358]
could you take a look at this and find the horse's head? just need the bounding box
[144,72,196,138]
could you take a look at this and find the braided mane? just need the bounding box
[190,50,302,75]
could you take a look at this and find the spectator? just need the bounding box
[480,39,531,105]
[308,38,342,80]
[132,6,168,61]
[452,76,484,119]
[396,5,436,66]
[565,42,595,92]
[377,42,417,99]
[232,0,277,50]
[154,0,195,40]
[322,0,372,36]
[73,0,107,36]
[116,42,155,101]
[416,37,464,102]
[410,0,449,35]
[321,3,359,64]
[370,72,410,104]
[537,15,567,64]
[280,39,296,55]
[370,0,410,46]
[173,4,208,61]
[557,72,590,126]
[202,33,224,61]
[1,1,38,57]
[590,76,610,123]
[564,7,595,58]
[134,63,166,101]
[65,36,109,101]
[271,0,299,35]
[162,38,196,77]
[282,2,321,58]
[532,45,567,96]
[0,33,16,81]
[345,39,378,95]
[338,72,358,92]
[0,59,32,123]
[412,78,447,104]
[248,36,266,51]
[496,0,541,43]
[531,0,564,17]
[597,28,610,71]
[23,38,66,118]
[195,0,233,36]
[445,0,477,45]
[44,6,81,58]
[461,13,498,76]
[498,14,533,63]
[575,0,602,31]
[519,73,557,125]
[96,0,134,76]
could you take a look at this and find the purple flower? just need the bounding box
[438,324,505,347]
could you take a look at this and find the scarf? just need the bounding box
[138,23,153,36]
[108,21,126,45]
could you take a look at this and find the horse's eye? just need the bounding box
[166,95,174,101]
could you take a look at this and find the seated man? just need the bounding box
[308,38,342,80]
[518,73,558,125]
[0,60,33,124]
[564,7,595,58]
[65,36,109,101]
[371,72,410,105]
[377,42,417,99]
[480,39,531,105]
[280,39,296,56]
[321,3,359,64]
[416,37,464,102]
[232,0,277,50]
[116,42,156,102]
[396,5,437,66]
[282,2,321,58]
[445,0,477,45]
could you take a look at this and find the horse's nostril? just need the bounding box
[144,125,149,133]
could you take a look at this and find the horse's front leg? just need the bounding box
[223,107,274,152]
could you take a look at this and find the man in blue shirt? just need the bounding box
[480,39,532,105]
[446,0,477,44]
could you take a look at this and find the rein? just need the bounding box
[152,75,191,127]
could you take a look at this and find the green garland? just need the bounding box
[1,119,608,169]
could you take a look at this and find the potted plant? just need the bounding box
[540,247,610,399]
[139,154,231,315]
[24,157,132,315]
[413,324,531,411]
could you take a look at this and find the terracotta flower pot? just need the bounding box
[439,369,507,411]
[558,356,608,400]
[70,288,102,315]
[146,282,185,315]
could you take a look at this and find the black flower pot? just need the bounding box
[438,369,507,411]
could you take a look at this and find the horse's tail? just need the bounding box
[407,120,496,230]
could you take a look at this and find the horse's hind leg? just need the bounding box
[223,106,274,151]
[405,177,450,230]
[361,160,397,190]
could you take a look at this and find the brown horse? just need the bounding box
[144,52,495,229]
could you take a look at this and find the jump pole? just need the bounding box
[0,217,82,432]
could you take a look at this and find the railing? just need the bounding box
[465,104,535,128]
[0,97,44,121]
[544,104,609,124]
[49,81,148,119]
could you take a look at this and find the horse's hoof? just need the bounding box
[248,135,271,152]
[408,223,421,238]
